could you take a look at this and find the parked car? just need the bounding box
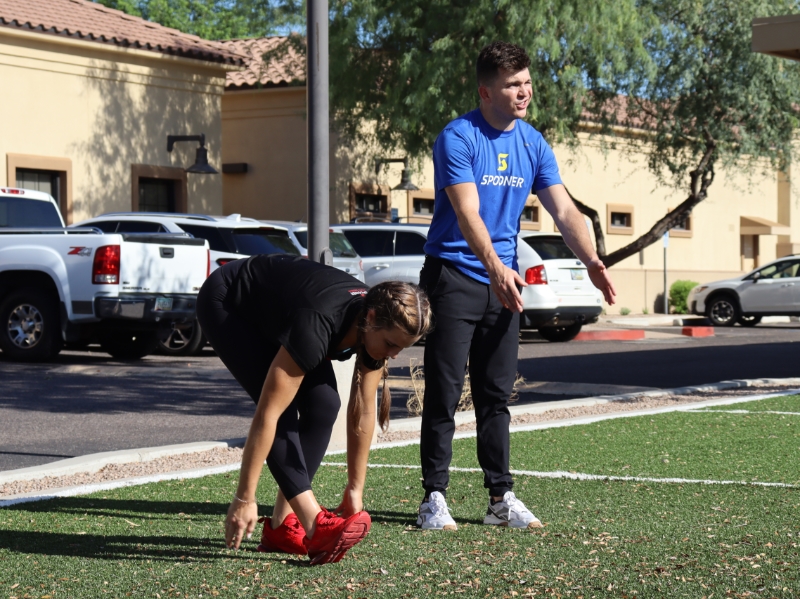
[1,189,209,361]
[71,212,300,355]
[260,220,365,283]
[688,254,800,326]
[335,223,429,286]
[337,223,603,342]
[517,231,603,341]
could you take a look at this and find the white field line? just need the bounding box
[683,409,800,416]
[4,388,799,508]
[320,462,800,489]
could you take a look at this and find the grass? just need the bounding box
[1,395,798,598]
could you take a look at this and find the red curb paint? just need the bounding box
[682,326,715,337]
[574,329,646,341]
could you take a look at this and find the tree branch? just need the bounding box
[564,187,606,257]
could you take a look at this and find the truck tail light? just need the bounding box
[525,264,547,285]
[93,245,120,284]
[216,258,235,267]
[206,249,211,278]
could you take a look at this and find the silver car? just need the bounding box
[260,221,366,283]
[335,223,429,286]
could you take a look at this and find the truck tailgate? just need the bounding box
[119,234,207,294]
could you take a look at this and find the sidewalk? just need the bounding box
[3,377,799,506]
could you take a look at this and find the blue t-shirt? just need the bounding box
[424,109,563,284]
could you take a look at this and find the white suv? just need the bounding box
[71,212,301,355]
[260,220,365,283]
[688,255,800,326]
[517,232,603,341]
[337,224,603,342]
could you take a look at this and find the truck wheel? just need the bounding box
[538,322,583,342]
[100,330,159,360]
[157,320,206,356]
[0,288,63,362]
[706,295,739,327]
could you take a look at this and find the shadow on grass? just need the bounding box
[5,496,230,518]
[366,508,484,528]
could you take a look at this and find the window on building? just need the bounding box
[412,198,434,215]
[607,204,634,235]
[669,208,693,238]
[138,178,176,212]
[16,169,61,205]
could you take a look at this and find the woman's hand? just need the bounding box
[225,498,259,549]
[333,485,364,518]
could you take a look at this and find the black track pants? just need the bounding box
[419,256,520,497]
[196,261,341,501]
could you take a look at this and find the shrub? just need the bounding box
[669,280,699,314]
[619,307,631,315]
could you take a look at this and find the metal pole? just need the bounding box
[307,0,331,265]
[663,231,669,314]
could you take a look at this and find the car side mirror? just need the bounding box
[751,273,761,282]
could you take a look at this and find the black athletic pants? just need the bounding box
[196,260,341,501]
[419,256,520,497]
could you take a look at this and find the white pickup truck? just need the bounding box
[0,188,209,361]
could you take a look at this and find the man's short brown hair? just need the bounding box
[476,42,531,86]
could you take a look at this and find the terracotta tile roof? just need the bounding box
[0,0,244,65]
[221,36,305,89]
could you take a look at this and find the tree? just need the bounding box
[94,0,304,40]
[328,0,652,159]
[584,0,800,266]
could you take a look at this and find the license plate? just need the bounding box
[153,297,173,312]
[570,269,585,281]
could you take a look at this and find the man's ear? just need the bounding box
[478,84,491,103]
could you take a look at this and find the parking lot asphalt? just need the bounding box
[1,322,798,472]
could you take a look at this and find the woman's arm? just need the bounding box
[336,363,383,517]
[225,346,305,549]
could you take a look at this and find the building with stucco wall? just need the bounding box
[0,0,243,224]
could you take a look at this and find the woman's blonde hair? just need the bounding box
[349,281,433,433]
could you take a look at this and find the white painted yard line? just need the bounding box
[320,462,800,489]
[683,409,800,416]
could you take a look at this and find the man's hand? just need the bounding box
[488,264,527,312]
[333,485,364,518]
[225,498,258,550]
[586,259,616,305]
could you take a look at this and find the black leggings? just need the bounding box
[196,260,341,501]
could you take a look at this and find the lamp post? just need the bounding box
[166,134,219,174]
[375,158,419,222]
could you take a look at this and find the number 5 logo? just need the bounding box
[497,153,509,172]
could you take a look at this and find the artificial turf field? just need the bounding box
[1,394,798,598]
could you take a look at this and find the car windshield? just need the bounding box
[522,236,577,260]
[233,228,301,256]
[294,230,358,258]
[0,197,63,227]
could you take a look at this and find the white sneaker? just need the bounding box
[483,491,543,529]
[417,491,457,530]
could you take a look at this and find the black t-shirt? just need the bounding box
[228,254,382,373]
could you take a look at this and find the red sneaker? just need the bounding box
[257,513,307,555]
[303,509,371,565]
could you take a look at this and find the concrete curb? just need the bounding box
[4,383,799,508]
[4,376,800,487]
[0,438,246,486]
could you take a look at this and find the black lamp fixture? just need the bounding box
[375,157,419,191]
[167,134,219,174]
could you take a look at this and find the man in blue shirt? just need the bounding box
[417,41,617,531]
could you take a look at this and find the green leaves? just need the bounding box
[329,0,651,158]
